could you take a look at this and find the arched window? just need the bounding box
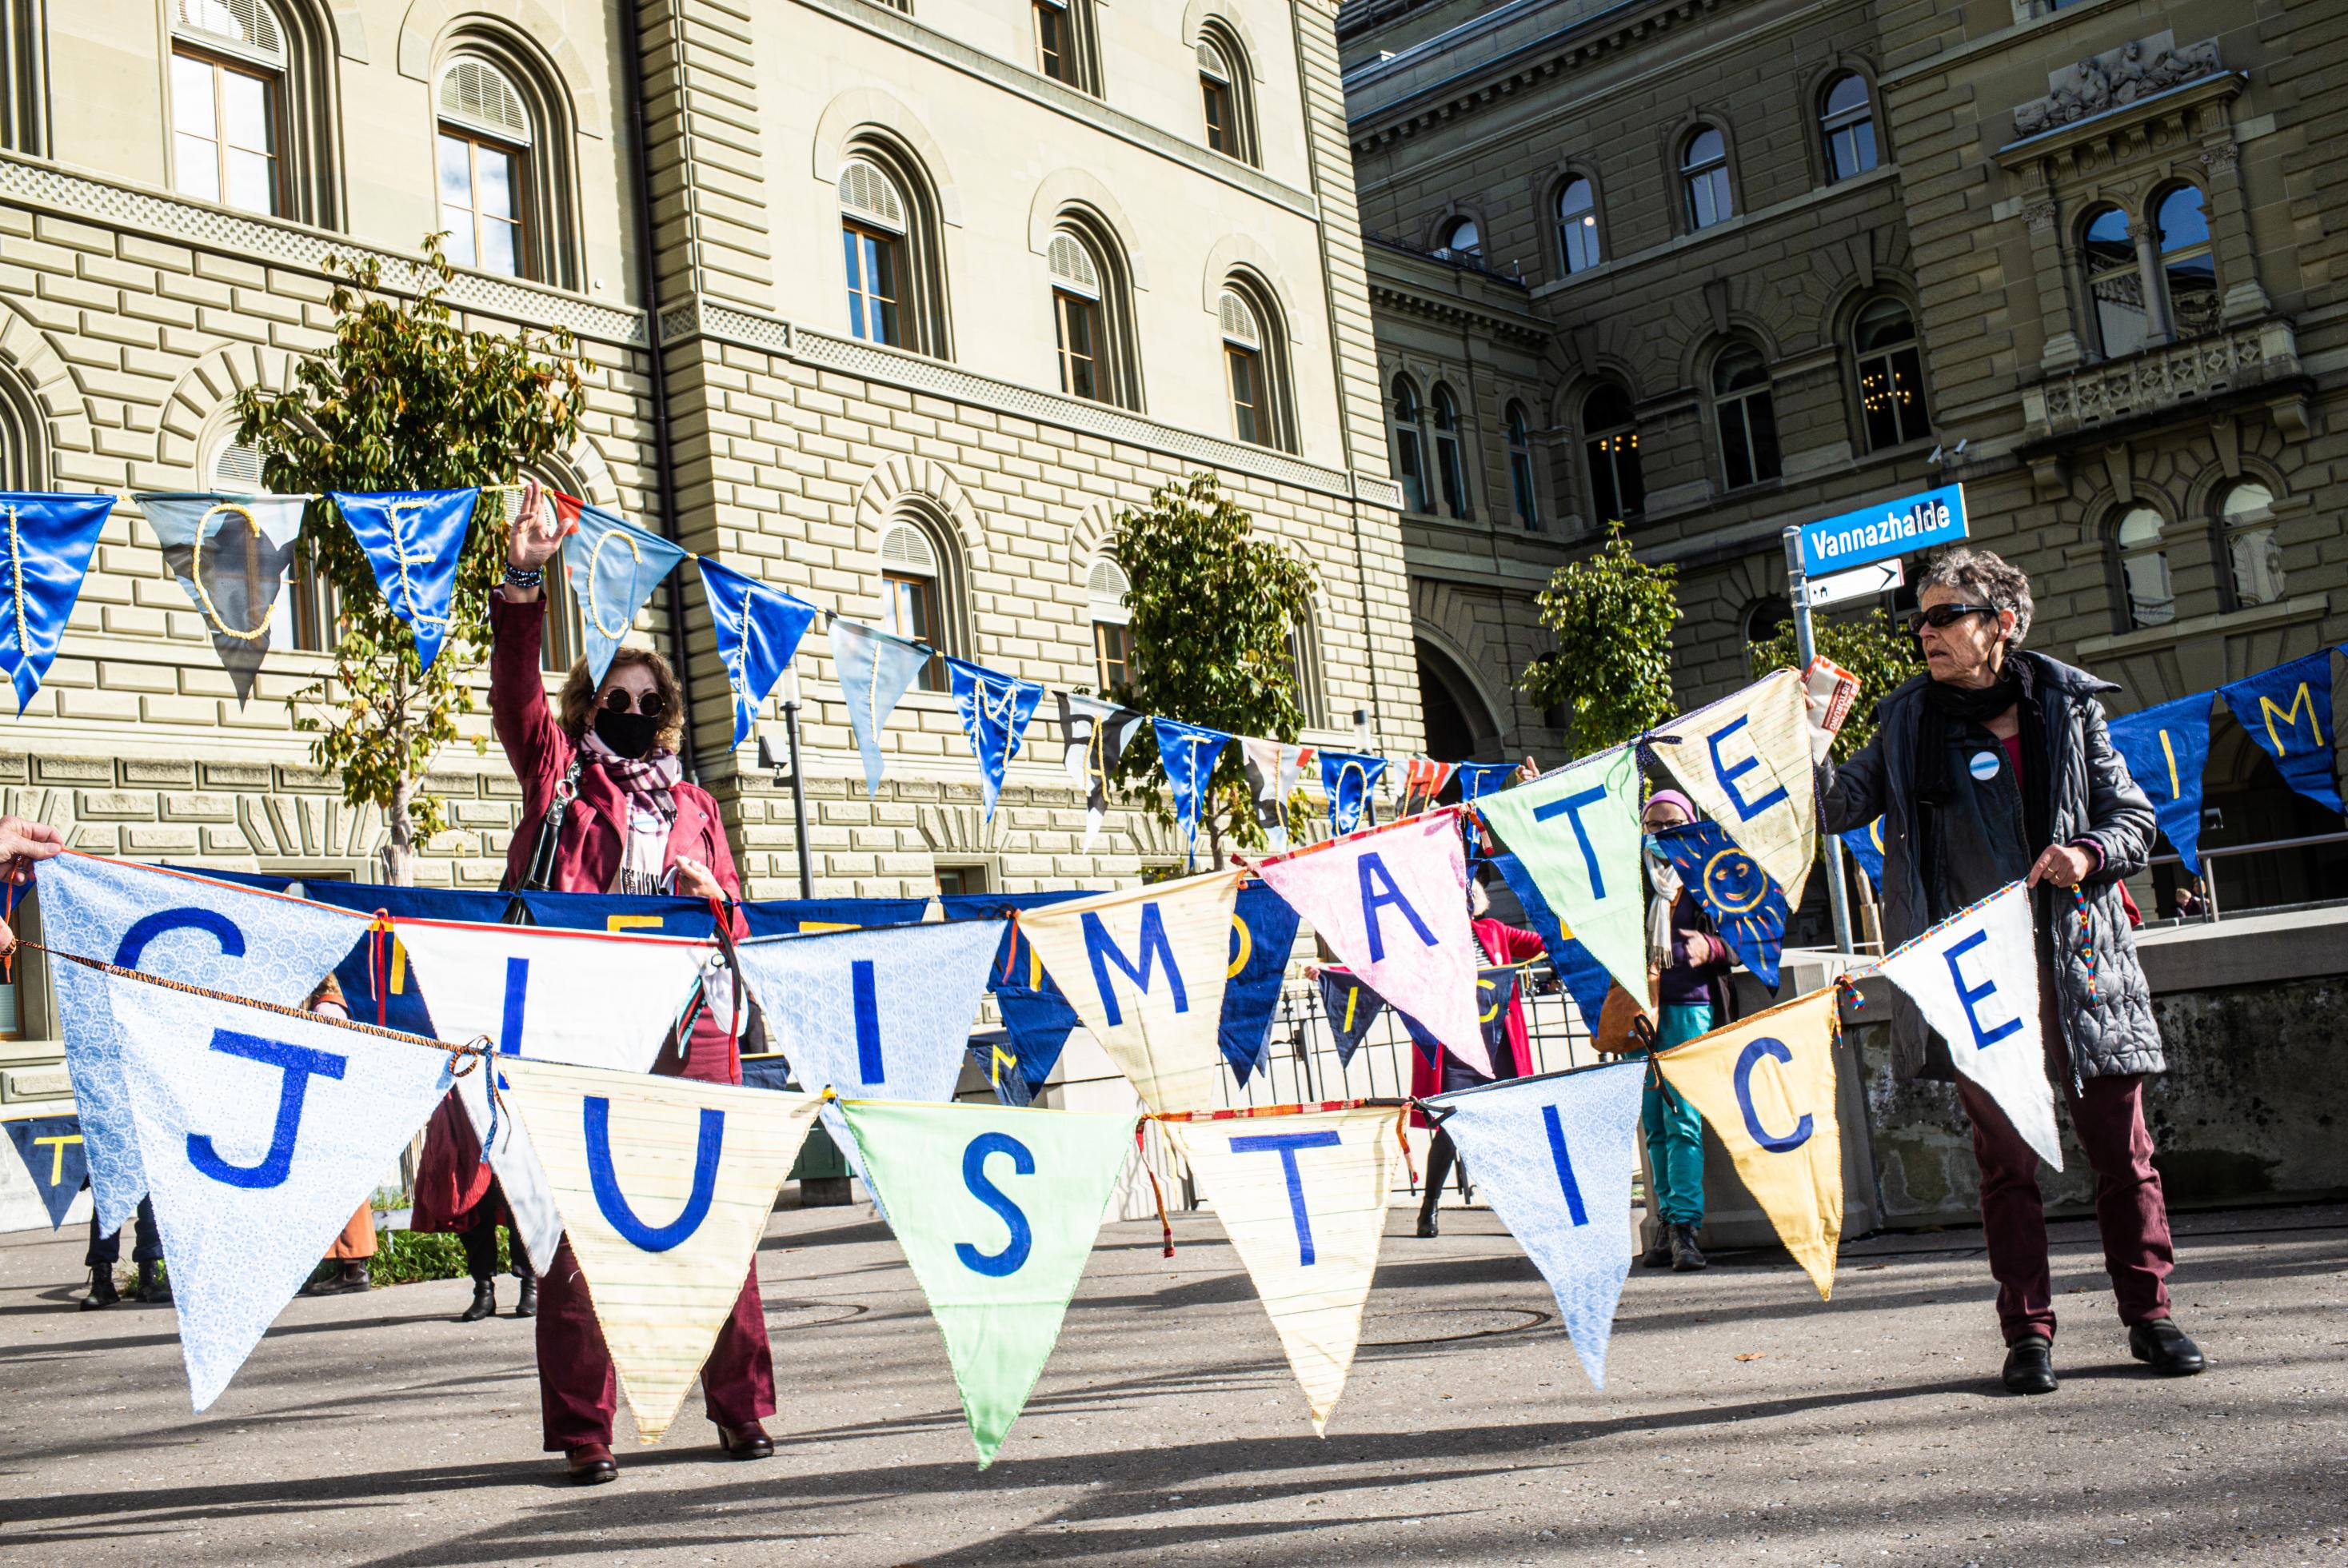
[1819,73,1878,182]
[839,158,906,346]
[1681,126,1732,230]
[1219,284,1292,452]
[1711,345,1780,488]
[1032,0,1100,93]
[170,0,290,215]
[1048,221,1140,409]
[1744,594,1793,644]
[1506,401,1540,531]
[2082,204,2147,360]
[1088,557,1131,690]
[1196,25,1256,166]
[2156,186,2218,341]
[1436,217,1481,260]
[879,517,955,691]
[1432,382,1470,519]
[435,42,577,286]
[0,365,41,489]
[2218,481,2282,608]
[1389,377,1428,513]
[1555,177,1600,274]
[1852,297,1930,451]
[2113,506,2174,629]
[1581,381,1642,522]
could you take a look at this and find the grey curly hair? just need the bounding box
[1915,545,2034,647]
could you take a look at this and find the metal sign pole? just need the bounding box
[1784,525,1856,956]
[781,667,814,899]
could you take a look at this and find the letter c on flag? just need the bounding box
[956,1131,1036,1277]
[114,906,246,969]
[1732,1036,1813,1153]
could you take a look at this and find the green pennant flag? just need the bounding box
[1475,745,1648,1006]
[837,1099,1136,1466]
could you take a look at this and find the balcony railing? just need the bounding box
[2024,317,2302,440]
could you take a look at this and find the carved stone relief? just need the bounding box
[2014,34,2223,138]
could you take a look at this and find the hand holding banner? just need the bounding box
[1655,820,1790,991]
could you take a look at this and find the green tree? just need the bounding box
[1747,606,1921,761]
[1104,474,1317,866]
[233,238,589,883]
[1519,521,1679,754]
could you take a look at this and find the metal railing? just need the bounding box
[2142,828,2348,922]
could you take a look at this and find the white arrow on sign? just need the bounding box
[1804,558,1904,608]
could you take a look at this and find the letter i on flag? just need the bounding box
[329,489,477,673]
[831,616,934,796]
[557,494,689,686]
[1154,718,1234,866]
[697,557,820,749]
[1166,1103,1404,1434]
[948,656,1044,822]
[2107,694,2214,875]
[138,493,306,701]
[499,1057,825,1442]
[1477,745,1647,1009]
[1650,669,1820,908]
[0,491,114,711]
[838,1100,1136,1466]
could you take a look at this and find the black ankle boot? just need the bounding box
[137,1262,172,1303]
[1414,1202,1439,1239]
[1669,1223,1707,1272]
[2003,1336,2057,1394]
[1640,1229,1675,1268]
[79,1267,119,1311]
[513,1273,537,1318]
[459,1279,497,1323]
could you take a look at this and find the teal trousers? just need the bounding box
[1642,1002,1713,1227]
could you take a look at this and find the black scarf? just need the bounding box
[1916,656,2053,853]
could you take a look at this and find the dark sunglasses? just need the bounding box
[599,688,669,719]
[1904,603,1996,636]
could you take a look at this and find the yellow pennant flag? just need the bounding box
[1652,987,1843,1299]
[1651,668,1819,908]
[1166,1104,1404,1434]
[1020,868,1242,1113]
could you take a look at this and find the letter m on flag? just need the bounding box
[1081,905,1188,1025]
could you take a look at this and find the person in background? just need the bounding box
[80,1198,166,1309]
[1637,789,1731,1273]
[302,975,377,1297]
[1408,876,1547,1238]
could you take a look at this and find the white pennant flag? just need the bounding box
[499,1056,824,1442]
[1875,881,2062,1171]
[730,919,1005,1209]
[1651,669,1820,908]
[106,972,453,1411]
[1167,1104,1403,1434]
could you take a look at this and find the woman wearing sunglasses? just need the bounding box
[1815,546,2200,1397]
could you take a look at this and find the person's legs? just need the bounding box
[1642,1078,1705,1227]
[699,1258,777,1439]
[2066,1073,2174,1327]
[80,1210,121,1309]
[1955,1075,2055,1344]
[535,1237,617,1453]
[130,1199,170,1302]
[1416,1128,1456,1235]
[460,1214,501,1283]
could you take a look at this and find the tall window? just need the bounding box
[1712,345,1780,489]
[1852,297,1931,451]
[170,0,286,215]
[1220,289,1267,446]
[437,58,530,277]
[1583,382,1642,523]
[1436,217,1481,260]
[1390,377,1429,513]
[1555,178,1600,274]
[2219,481,2283,608]
[1819,73,1878,182]
[1049,231,1105,402]
[2082,204,2147,360]
[2114,506,2174,629]
[1506,401,1540,531]
[1032,0,1097,90]
[1197,28,1256,165]
[2156,186,2219,341]
[1681,126,1732,230]
[880,521,948,691]
[839,158,906,347]
[0,365,38,489]
[1432,382,1469,519]
[3,0,48,156]
[1088,557,1132,689]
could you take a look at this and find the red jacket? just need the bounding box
[1409,916,1546,1127]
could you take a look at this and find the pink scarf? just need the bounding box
[581,730,683,893]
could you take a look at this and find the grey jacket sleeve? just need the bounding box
[1815,727,1888,835]
[2076,696,2157,879]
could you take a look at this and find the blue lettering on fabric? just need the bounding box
[1732,1037,1813,1153]
[1707,715,1790,820]
[1531,784,1614,897]
[1358,851,1437,963]
[114,906,246,968]
[1082,904,1187,1025]
[585,1096,722,1252]
[851,958,884,1083]
[1941,928,2021,1051]
[184,1029,348,1191]
[1540,1103,1590,1227]
[499,956,529,1055]
[954,1131,1036,1277]
[1229,1129,1344,1266]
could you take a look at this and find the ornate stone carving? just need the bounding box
[2023,201,2058,233]
[2201,142,2241,177]
[2031,320,2299,437]
[2014,34,2223,138]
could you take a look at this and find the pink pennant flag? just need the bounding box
[1246,811,1482,1072]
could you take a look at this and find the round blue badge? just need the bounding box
[1969,751,2002,782]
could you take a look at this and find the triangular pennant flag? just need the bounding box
[1477,746,1648,1009]
[5,1113,88,1229]
[947,656,1044,823]
[1487,851,1614,1032]
[1060,693,1144,851]
[138,492,305,701]
[943,891,1093,1096]
[499,1056,824,1442]
[1168,1104,1404,1433]
[0,491,114,712]
[1840,820,1886,891]
[1655,819,1790,990]
[1220,882,1300,1085]
[1875,882,2061,1171]
[1240,736,1312,852]
[969,1038,1036,1106]
[2220,647,2342,814]
[1396,967,1520,1072]
[1425,1060,1646,1388]
[328,488,476,673]
[36,854,369,1235]
[1397,759,1458,817]
[2107,694,2215,876]
[1455,761,1518,804]
[556,494,689,687]
[1318,751,1388,836]
[1249,812,1479,1070]
[838,1099,1135,1466]
[697,557,820,749]
[831,616,933,796]
[1020,868,1242,1113]
[1650,669,1820,908]
[106,972,453,1410]
[730,919,1006,1209]
[1652,987,1843,1298]
[1317,969,1387,1063]
[1154,718,1235,867]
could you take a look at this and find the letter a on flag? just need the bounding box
[1876,881,2061,1171]
[1477,747,1647,1009]
[1651,670,1820,908]
[1426,1061,1645,1389]
[106,973,453,1410]
[838,1100,1136,1466]
[1167,1104,1404,1434]
[500,1057,824,1442]
[1654,988,1843,1298]
[1020,868,1242,1113]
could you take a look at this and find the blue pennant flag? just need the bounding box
[2109,693,2217,875]
[2219,647,2342,814]
[741,896,932,938]
[139,493,306,701]
[1400,966,1523,1071]
[1655,819,1789,991]
[697,557,820,750]
[968,1035,1036,1107]
[1840,820,1887,891]
[1488,851,1614,1034]
[557,495,688,687]
[1319,750,1388,836]
[738,1051,795,1093]
[942,891,1093,1095]
[1153,717,1234,867]
[5,1114,88,1229]
[0,492,113,712]
[946,656,1044,823]
[1317,968,1388,1065]
[1455,761,1519,804]
[831,616,934,797]
[1220,881,1301,1085]
[329,489,476,673]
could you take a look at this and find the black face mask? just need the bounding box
[593,706,663,760]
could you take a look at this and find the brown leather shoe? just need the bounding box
[717,1422,773,1459]
[565,1443,617,1484]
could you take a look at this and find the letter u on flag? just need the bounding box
[1651,670,1820,908]
[1020,868,1242,1113]
[1166,1103,1404,1434]
[138,492,305,701]
[499,1057,824,1442]
[2107,694,2214,875]
[1477,746,1647,1008]
[0,491,113,711]
[1653,987,1843,1298]
[838,1100,1136,1466]
[2220,647,2342,814]
[697,557,820,749]
[1876,881,2061,1171]
[557,495,689,687]
[948,656,1045,822]
[830,616,933,796]
[329,489,477,673]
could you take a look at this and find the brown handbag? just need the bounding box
[1592,980,1658,1055]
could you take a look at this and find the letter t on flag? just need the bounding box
[1475,745,1647,1007]
[697,557,820,749]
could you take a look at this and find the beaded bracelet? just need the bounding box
[502,563,545,590]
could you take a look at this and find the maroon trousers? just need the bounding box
[536,1237,776,1450]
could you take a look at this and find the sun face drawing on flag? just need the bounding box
[1693,839,1778,956]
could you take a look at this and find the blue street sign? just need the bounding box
[1795,484,1968,577]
